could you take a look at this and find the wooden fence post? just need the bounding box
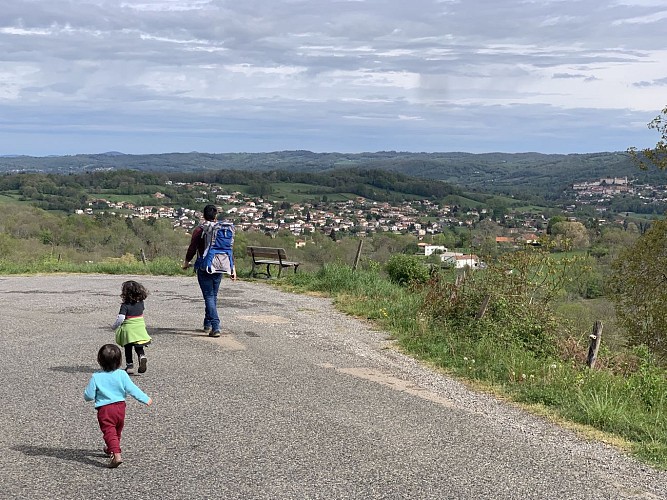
[586,320,603,368]
[450,273,464,302]
[140,248,147,266]
[476,295,491,319]
[352,239,363,272]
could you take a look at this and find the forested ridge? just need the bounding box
[3,150,665,198]
[0,168,462,212]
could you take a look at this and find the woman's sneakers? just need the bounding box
[108,452,123,468]
[138,355,148,374]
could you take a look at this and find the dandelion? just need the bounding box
[521,373,527,380]
[463,356,468,362]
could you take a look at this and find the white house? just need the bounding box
[424,244,447,256]
[440,252,481,269]
[452,254,480,269]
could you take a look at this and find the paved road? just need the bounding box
[0,274,665,500]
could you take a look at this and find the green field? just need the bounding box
[0,192,33,206]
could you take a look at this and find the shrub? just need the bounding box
[385,254,429,286]
[609,219,667,360]
[420,246,585,357]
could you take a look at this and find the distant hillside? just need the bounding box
[2,150,666,195]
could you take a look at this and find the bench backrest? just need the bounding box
[247,247,287,260]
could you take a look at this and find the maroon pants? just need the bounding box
[97,401,126,454]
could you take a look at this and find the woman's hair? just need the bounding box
[203,204,218,221]
[97,344,122,372]
[121,280,149,304]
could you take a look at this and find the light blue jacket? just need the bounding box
[84,369,150,408]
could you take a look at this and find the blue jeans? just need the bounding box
[197,270,223,332]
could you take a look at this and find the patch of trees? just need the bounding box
[0,206,189,262]
[0,167,462,209]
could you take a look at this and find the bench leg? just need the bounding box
[293,264,299,274]
[265,264,271,278]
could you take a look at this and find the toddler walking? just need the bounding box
[112,280,152,373]
[84,344,152,468]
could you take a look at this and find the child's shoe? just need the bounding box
[125,363,134,374]
[108,452,123,468]
[203,326,212,334]
[138,355,147,374]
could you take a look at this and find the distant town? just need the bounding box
[79,181,542,238]
[78,176,667,246]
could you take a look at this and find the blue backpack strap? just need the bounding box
[194,222,214,270]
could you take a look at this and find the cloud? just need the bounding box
[0,0,665,155]
[633,76,667,87]
[553,73,587,79]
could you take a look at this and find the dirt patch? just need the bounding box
[237,314,290,324]
[320,364,456,409]
[202,334,246,351]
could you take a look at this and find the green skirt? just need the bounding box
[115,317,152,347]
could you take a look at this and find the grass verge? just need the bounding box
[0,256,186,276]
[280,262,667,470]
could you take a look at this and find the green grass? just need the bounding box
[87,192,159,203]
[211,184,247,194]
[623,213,663,220]
[555,298,626,352]
[0,256,186,276]
[513,205,549,212]
[0,192,32,205]
[270,184,349,202]
[441,194,485,208]
[279,263,667,470]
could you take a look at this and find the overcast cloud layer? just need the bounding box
[1,0,666,156]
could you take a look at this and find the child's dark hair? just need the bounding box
[97,344,122,372]
[121,280,148,304]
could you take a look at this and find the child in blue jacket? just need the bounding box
[84,344,152,468]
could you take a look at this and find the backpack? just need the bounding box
[194,221,235,274]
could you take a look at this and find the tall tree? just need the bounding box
[609,219,667,358]
[628,105,667,170]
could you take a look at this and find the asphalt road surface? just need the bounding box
[0,274,665,500]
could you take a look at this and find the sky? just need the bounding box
[1,0,666,156]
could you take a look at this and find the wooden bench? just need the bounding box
[247,246,300,278]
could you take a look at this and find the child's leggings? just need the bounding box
[97,401,126,454]
[124,343,145,364]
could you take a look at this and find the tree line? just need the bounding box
[0,168,462,212]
